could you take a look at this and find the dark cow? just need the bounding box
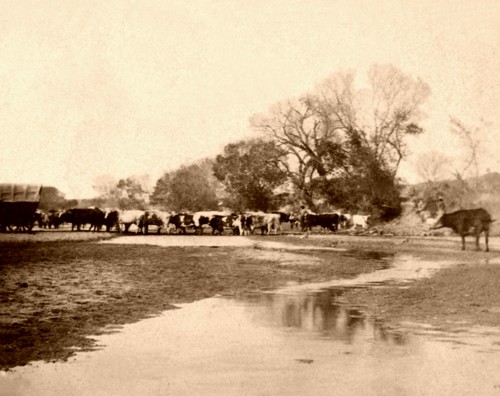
[193,215,211,235]
[103,210,120,232]
[168,213,184,233]
[192,211,231,235]
[288,213,298,230]
[137,212,151,234]
[432,208,493,251]
[210,213,241,235]
[272,212,290,223]
[303,213,343,232]
[146,211,171,234]
[209,215,226,235]
[34,210,47,228]
[273,212,294,232]
[135,210,170,234]
[133,211,170,234]
[182,214,195,233]
[89,210,106,231]
[169,213,194,234]
[46,210,63,229]
[60,208,105,231]
[241,214,254,235]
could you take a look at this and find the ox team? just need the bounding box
[31,205,496,251]
[34,208,370,235]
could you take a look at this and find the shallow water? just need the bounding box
[2,251,500,395]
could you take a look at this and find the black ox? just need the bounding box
[168,213,194,234]
[303,213,346,232]
[432,208,493,251]
[59,208,105,231]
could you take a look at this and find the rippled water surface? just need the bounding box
[2,248,500,396]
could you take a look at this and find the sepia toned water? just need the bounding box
[2,245,500,395]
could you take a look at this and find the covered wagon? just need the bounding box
[0,183,42,232]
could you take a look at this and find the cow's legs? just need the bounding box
[475,232,481,251]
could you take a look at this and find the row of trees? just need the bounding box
[149,65,431,218]
[48,64,441,219]
[211,65,431,218]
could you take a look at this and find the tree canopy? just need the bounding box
[251,64,430,215]
[151,160,220,211]
[38,186,74,210]
[111,177,150,210]
[213,138,287,211]
[79,64,431,220]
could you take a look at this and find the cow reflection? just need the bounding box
[247,289,407,345]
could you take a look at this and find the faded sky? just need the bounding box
[1,0,499,198]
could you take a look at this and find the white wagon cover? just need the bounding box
[0,184,42,203]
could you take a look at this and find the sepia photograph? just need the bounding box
[1,1,499,394]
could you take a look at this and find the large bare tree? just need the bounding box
[251,64,431,211]
[317,65,431,175]
[251,96,345,206]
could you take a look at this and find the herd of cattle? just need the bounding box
[32,208,371,236]
[2,203,495,251]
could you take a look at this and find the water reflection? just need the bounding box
[242,288,409,346]
[4,251,500,396]
[3,289,500,396]
[342,249,394,263]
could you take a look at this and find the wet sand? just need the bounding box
[2,231,500,395]
[3,251,500,395]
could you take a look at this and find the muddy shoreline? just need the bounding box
[2,231,500,371]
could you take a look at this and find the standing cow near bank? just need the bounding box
[432,208,493,251]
